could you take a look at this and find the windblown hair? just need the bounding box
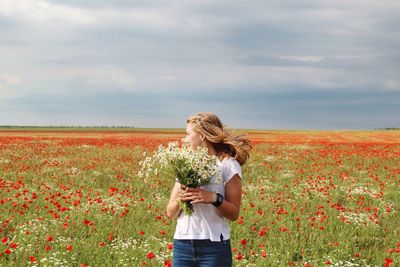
[187,112,252,166]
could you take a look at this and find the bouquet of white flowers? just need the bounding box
[139,140,220,215]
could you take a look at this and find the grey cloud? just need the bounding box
[3,86,398,129]
[1,0,400,128]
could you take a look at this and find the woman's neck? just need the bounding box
[205,142,217,156]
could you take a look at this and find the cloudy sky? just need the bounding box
[0,0,399,129]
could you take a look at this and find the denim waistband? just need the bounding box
[175,233,228,243]
[174,239,229,244]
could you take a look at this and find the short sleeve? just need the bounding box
[222,158,242,185]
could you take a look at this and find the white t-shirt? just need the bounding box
[173,157,242,242]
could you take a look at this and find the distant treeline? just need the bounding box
[0,125,136,129]
[375,127,400,130]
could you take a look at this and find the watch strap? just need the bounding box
[212,193,224,207]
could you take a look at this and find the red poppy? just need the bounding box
[146,252,156,259]
[109,187,118,196]
[29,256,37,263]
[164,259,172,267]
[235,253,243,260]
[9,243,18,249]
[384,258,393,267]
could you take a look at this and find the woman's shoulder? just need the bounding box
[220,156,242,175]
[221,156,240,166]
[217,157,242,183]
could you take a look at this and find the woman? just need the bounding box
[167,112,252,267]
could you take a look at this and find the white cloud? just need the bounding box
[385,80,400,91]
[280,56,325,63]
[0,73,22,97]
[77,65,138,91]
[0,73,22,85]
[0,0,95,24]
[0,0,180,30]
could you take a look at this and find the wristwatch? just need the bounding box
[212,193,224,207]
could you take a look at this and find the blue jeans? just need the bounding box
[173,239,232,267]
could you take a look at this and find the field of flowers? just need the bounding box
[0,129,399,266]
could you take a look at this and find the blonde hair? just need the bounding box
[186,112,252,166]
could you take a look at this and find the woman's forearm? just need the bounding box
[166,183,182,220]
[167,199,181,220]
[214,196,240,221]
[216,175,242,221]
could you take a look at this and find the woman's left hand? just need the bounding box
[181,187,217,204]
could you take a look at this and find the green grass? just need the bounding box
[0,134,399,266]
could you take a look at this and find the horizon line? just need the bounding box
[0,125,399,131]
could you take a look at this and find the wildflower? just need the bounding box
[146,252,156,259]
[106,233,112,241]
[164,259,172,267]
[235,253,244,260]
[384,258,393,267]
